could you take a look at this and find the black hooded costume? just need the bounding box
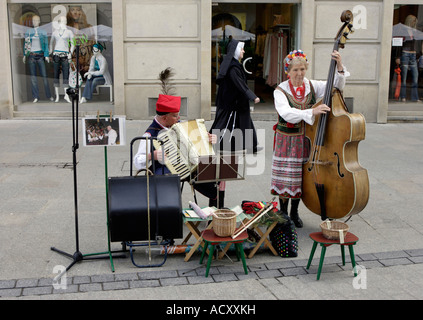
[210,39,259,152]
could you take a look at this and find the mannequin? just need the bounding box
[49,16,75,103]
[67,5,95,78]
[400,15,422,102]
[80,43,112,103]
[23,15,53,103]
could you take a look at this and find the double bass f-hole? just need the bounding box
[334,152,344,178]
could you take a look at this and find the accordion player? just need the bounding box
[134,118,215,179]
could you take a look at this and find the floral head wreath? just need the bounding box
[284,50,308,74]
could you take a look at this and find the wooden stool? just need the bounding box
[199,229,248,277]
[306,231,359,280]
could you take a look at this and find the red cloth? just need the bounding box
[242,201,278,215]
[156,94,181,113]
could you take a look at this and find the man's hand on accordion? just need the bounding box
[151,149,167,165]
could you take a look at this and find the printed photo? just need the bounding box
[82,115,126,147]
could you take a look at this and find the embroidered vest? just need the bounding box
[275,82,317,136]
[145,120,170,175]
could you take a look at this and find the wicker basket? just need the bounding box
[212,209,237,237]
[320,221,349,240]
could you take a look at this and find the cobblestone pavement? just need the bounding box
[1,248,423,299]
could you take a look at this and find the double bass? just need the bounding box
[301,10,369,220]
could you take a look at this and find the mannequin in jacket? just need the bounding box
[49,15,75,103]
[23,15,53,103]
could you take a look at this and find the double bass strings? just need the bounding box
[310,50,338,180]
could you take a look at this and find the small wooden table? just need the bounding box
[181,216,213,262]
[306,231,359,280]
[200,229,249,277]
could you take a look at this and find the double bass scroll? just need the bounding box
[301,10,369,220]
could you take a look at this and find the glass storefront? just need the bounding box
[8,2,113,106]
[211,3,299,109]
[390,4,423,103]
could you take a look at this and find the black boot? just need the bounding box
[290,198,303,228]
[279,197,290,221]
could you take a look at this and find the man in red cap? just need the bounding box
[134,93,181,175]
[134,93,224,208]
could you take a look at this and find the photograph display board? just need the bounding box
[82,115,126,147]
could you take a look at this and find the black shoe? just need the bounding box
[279,198,290,221]
[290,199,303,228]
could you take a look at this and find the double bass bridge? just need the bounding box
[307,152,344,178]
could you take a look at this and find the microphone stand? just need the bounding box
[51,45,125,279]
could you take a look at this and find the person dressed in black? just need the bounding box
[210,40,261,153]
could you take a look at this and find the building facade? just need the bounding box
[1,0,422,123]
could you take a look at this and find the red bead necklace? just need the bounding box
[288,80,305,101]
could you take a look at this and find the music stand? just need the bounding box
[50,46,125,279]
[190,149,246,206]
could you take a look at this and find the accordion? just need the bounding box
[153,119,215,179]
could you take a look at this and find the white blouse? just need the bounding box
[274,68,350,125]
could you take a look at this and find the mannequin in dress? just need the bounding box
[23,15,53,103]
[80,43,112,103]
[49,15,75,103]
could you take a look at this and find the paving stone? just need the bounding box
[72,275,91,284]
[22,286,52,296]
[91,274,115,283]
[38,278,54,286]
[357,253,378,261]
[256,269,283,279]
[212,273,238,282]
[247,264,267,272]
[129,279,160,289]
[0,288,22,297]
[79,283,103,292]
[0,280,16,289]
[196,266,220,276]
[187,276,215,285]
[235,272,258,281]
[16,278,38,288]
[114,273,139,281]
[373,251,409,260]
[160,277,188,286]
[265,260,296,270]
[357,260,385,269]
[138,270,178,279]
[177,269,198,277]
[409,256,423,263]
[52,284,79,295]
[103,281,130,291]
[379,257,414,267]
[280,267,307,277]
[405,249,423,257]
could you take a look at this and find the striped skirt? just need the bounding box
[270,131,310,199]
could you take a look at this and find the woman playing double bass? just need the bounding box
[270,49,349,228]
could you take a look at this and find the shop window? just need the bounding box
[389,4,423,103]
[8,2,113,105]
[211,3,299,109]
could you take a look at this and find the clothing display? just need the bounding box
[50,24,74,88]
[262,28,289,87]
[24,26,52,100]
[82,48,112,101]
